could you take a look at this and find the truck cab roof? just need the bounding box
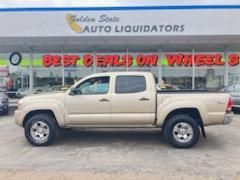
[86,71,153,78]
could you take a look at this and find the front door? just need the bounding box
[65,76,111,125]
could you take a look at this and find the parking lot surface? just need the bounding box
[0,113,240,179]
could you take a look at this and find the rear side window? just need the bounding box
[115,76,146,93]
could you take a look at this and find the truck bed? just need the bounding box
[156,91,230,126]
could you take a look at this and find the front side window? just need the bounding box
[73,76,109,95]
[115,76,146,94]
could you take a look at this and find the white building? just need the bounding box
[1,1,240,97]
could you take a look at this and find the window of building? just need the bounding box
[0,53,30,98]
[162,68,192,90]
[195,67,224,90]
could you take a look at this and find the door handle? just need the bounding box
[139,97,149,101]
[216,100,225,104]
[99,98,110,102]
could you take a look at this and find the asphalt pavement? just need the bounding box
[0,112,240,179]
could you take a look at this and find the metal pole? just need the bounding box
[29,47,33,94]
[224,45,229,86]
[126,47,129,71]
[158,48,162,84]
[21,74,23,88]
[62,46,65,86]
[192,47,195,90]
[93,50,96,73]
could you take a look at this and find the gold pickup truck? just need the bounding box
[15,72,233,148]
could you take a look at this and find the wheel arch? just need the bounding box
[162,108,206,138]
[23,110,60,128]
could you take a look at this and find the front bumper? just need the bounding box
[0,104,8,112]
[224,113,234,125]
[15,110,24,126]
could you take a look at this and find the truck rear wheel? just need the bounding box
[24,113,59,146]
[163,114,200,148]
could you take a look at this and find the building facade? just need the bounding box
[1,4,240,98]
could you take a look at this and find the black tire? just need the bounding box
[232,107,240,114]
[163,114,200,148]
[24,113,59,146]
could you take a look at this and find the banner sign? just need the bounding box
[42,53,240,67]
[42,54,159,67]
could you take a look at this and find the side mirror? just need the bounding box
[69,88,78,96]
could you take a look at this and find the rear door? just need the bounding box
[111,75,155,125]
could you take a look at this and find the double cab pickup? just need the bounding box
[15,72,233,148]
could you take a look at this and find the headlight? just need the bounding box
[18,98,24,109]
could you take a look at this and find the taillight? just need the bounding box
[226,98,233,112]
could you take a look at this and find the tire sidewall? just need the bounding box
[164,115,200,148]
[24,114,57,146]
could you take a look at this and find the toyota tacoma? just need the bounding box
[15,72,233,148]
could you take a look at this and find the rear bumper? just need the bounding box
[224,113,234,125]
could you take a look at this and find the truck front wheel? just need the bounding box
[24,113,59,146]
[163,114,200,148]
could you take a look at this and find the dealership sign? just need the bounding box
[66,13,185,34]
[42,53,240,67]
[2,9,240,37]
